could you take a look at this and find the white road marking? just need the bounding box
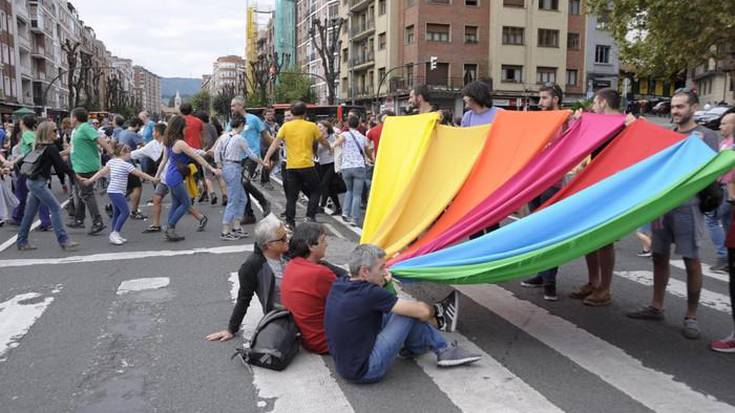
[456,284,735,413]
[116,277,170,295]
[0,244,254,268]
[0,200,70,253]
[392,287,563,412]
[670,259,730,283]
[615,270,731,314]
[227,273,354,413]
[0,287,62,362]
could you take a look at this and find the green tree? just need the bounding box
[274,67,315,104]
[189,89,212,112]
[586,0,735,77]
[213,84,236,118]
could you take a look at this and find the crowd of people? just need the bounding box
[1,79,733,379]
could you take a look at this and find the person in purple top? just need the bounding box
[460,81,503,127]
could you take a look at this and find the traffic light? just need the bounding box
[429,56,438,71]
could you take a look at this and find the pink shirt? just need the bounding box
[719,136,734,184]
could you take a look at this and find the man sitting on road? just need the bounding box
[205,214,289,341]
[281,222,347,354]
[324,244,481,384]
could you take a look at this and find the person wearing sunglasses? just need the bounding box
[206,214,290,342]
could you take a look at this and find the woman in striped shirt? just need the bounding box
[80,142,159,245]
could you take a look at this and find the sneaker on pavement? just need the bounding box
[164,228,185,242]
[682,318,700,340]
[232,228,249,238]
[222,195,228,207]
[583,288,611,307]
[60,240,80,251]
[197,216,208,232]
[220,232,240,241]
[521,276,544,288]
[67,220,84,229]
[88,222,106,235]
[710,336,735,353]
[636,249,652,257]
[543,283,558,302]
[210,194,218,205]
[437,341,482,367]
[142,225,161,233]
[109,232,124,245]
[569,283,595,299]
[434,291,459,332]
[129,210,147,220]
[711,257,728,273]
[626,305,664,320]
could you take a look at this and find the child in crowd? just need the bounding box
[80,142,158,245]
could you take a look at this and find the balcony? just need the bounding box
[350,19,375,38]
[353,84,375,98]
[389,75,467,94]
[350,51,374,68]
[17,33,31,50]
[349,0,372,12]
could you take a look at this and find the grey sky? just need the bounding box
[71,0,274,78]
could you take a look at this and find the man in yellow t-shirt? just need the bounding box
[264,101,328,228]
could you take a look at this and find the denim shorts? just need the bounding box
[652,206,702,259]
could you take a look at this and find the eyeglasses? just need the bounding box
[267,235,288,244]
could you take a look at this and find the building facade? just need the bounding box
[584,10,619,98]
[295,0,339,104]
[0,0,19,112]
[133,65,160,115]
[210,54,246,95]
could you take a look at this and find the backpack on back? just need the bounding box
[231,309,300,371]
[19,146,48,178]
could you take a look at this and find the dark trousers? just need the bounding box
[529,186,563,285]
[13,174,51,227]
[317,163,341,211]
[728,249,735,324]
[260,148,278,184]
[74,171,103,224]
[284,166,321,224]
[242,159,268,218]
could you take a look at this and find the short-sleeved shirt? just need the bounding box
[461,107,502,127]
[317,133,336,165]
[71,122,102,173]
[675,125,720,152]
[106,158,135,194]
[324,277,399,381]
[20,130,36,156]
[340,129,368,170]
[366,124,384,156]
[276,119,321,169]
[241,113,266,155]
[117,130,144,151]
[184,115,204,149]
[142,120,155,143]
[281,257,337,354]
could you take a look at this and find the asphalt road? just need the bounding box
[1,172,734,413]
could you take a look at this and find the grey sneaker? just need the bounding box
[434,291,459,332]
[437,341,482,367]
[626,305,664,320]
[682,318,701,340]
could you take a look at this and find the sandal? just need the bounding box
[143,225,161,233]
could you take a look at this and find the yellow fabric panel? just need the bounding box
[185,164,199,198]
[371,123,491,256]
[360,112,441,244]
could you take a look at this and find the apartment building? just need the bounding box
[210,54,246,94]
[133,65,161,115]
[0,0,19,112]
[295,0,339,104]
[689,45,735,106]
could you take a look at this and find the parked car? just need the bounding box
[701,106,735,131]
[693,110,709,123]
[652,100,671,115]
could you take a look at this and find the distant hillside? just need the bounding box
[161,78,201,98]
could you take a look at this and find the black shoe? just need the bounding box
[521,276,544,288]
[242,215,257,225]
[129,210,147,220]
[197,216,208,232]
[142,225,161,233]
[261,200,271,217]
[67,220,84,228]
[198,192,209,203]
[434,291,459,332]
[221,195,228,206]
[543,283,558,302]
[210,193,218,205]
[88,222,106,235]
[38,225,51,232]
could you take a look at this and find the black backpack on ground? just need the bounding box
[231,309,300,371]
[698,181,724,213]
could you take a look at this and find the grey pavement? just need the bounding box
[0,175,734,413]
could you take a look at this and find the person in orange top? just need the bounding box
[180,103,203,149]
[281,222,346,354]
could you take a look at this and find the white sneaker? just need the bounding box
[109,232,124,245]
[118,234,127,243]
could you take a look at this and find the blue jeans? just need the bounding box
[222,163,246,225]
[342,167,366,223]
[13,174,51,227]
[357,313,447,384]
[108,192,129,233]
[168,182,191,227]
[705,199,729,259]
[17,178,69,247]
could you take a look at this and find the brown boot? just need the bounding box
[583,288,612,307]
[569,283,594,299]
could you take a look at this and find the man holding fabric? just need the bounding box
[627,89,719,340]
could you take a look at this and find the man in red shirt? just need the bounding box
[366,110,393,158]
[281,222,345,353]
[180,103,203,149]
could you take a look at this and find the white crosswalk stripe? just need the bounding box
[0,286,62,362]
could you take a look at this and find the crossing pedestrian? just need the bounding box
[261,108,280,189]
[116,117,146,220]
[11,114,52,230]
[195,110,226,206]
[316,120,341,216]
[334,115,372,227]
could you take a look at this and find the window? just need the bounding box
[426,62,449,87]
[406,0,415,6]
[537,67,556,84]
[341,77,348,94]
[426,23,450,42]
[465,0,479,5]
[569,0,581,15]
[566,69,578,86]
[502,65,523,83]
[405,25,414,44]
[465,26,478,44]
[378,67,386,84]
[538,29,559,47]
[503,26,524,45]
[463,64,478,85]
[595,45,610,64]
[567,32,579,50]
[503,0,524,7]
[429,0,450,3]
[539,0,558,10]
[342,48,348,63]
[378,32,386,50]
[378,0,386,15]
